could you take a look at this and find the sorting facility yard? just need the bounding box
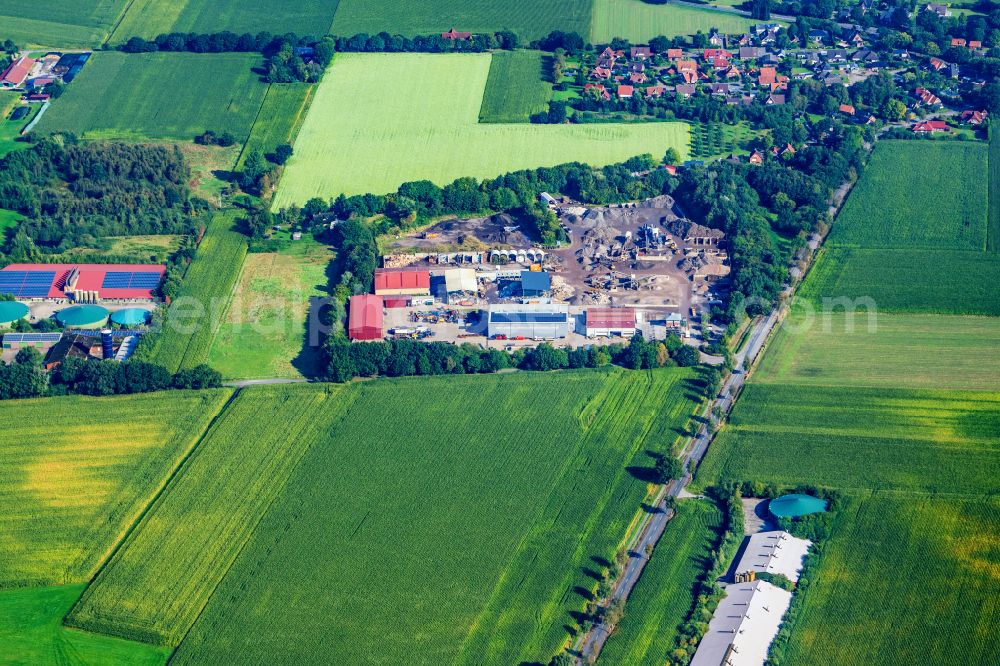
[37,52,269,141]
[0,390,231,587]
[161,370,701,664]
[274,53,689,205]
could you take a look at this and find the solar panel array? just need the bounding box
[0,271,56,298]
[490,312,568,323]
[101,271,162,290]
[2,332,62,343]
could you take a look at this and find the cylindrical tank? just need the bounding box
[101,329,114,360]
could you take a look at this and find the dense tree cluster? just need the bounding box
[0,348,221,401]
[331,30,521,53]
[0,137,205,258]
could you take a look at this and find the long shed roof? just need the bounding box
[733,531,811,582]
[691,580,792,666]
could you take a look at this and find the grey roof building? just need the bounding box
[488,304,570,340]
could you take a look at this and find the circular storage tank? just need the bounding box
[0,301,29,328]
[57,305,110,329]
[769,493,828,519]
[110,308,151,327]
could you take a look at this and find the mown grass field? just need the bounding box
[0,208,22,236]
[110,0,342,42]
[237,83,315,169]
[696,383,1000,496]
[756,310,1000,391]
[207,238,332,379]
[0,91,34,158]
[799,247,1000,315]
[138,212,247,374]
[68,385,348,647]
[0,0,129,47]
[600,499,722,666]
[591,0,764,42]
[0,390,230,587]
[780,493,999,666]
[38,52,269,141]
[275,53,689,204]
[156,370,701,664]
[830,140,988,250]
[0,585,168,665]
[479,51,552,123]
[330,0,591,41]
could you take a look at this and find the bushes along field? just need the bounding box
[829,140,988,251]
[237,83,314,169]
[37,52,269,141]
[137,212,248,374]
[479,51,553,123]
[273,53,689,204]
[155,369,701,664]
[695,383,1000,496]
[67,385,349,647]
[0,390,231,587]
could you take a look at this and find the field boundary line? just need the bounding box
[63,388,237,627]
[104,0,140,47]
[171,385,359,654]
[234,83,274,169]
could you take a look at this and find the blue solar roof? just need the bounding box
[490,311,567,324]
[520,271,552,294]
[0,271,55,298]
[101,271,162,290]
[2,333,62,343]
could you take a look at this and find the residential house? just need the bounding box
[617,84,634,99]
[923,3,950,17]
[645,84,666,98]
[583,83,611,100]
[915,87,942,106]
[629,72,647,84]
[591,66,612,80]
[666,48,684,60]
[758,66,777,86]
[630,46,652,60]
[808,29,830,44]
[709,83,731,96]
[969,40,982,49]
[723,65,742,79]
[739,47,765,60]
[1,57,35,88]
[708,30,724,47]
[951,38,967,47]
[839,103,856,115]
[441,28,472,40]
[766,93,786,105]
[928,57,948,72]
[781,143,796,156]
[749,150,764,165]
[675,83,697,97]
[912,119,949,133]
[960,109,987,124]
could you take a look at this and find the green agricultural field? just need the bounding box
[275,53,689,204]
[695,383,1000,496]
[110,0,341,42]
[207,237,333,379]
[799,247,1000,315]
[137,212,247,374]
[37,52,268,141]
[68,385,348,647]
[756,310,1000,391]
[479,51,553,123]
[779,493,999,666]
[330,0,592,42]
[0,390,230,587]
[0,209,22,236]
[237,83,315,169]
[591,0,764,43]
[157,370,701,664]
[989,127,999,251]
[0,92,34,158]
[600,499,723,666]
[0,0,130,47]
[0,585,168,665]
[830,140,988,250]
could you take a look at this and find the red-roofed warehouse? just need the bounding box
[373,269,430,296]
[1,57,35,88]
[586,308,637,338]
[348,294,384,341]
[0,264,166,301]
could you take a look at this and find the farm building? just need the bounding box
[586,308,637,338]
[488,304,570,340]
[1,57,35,88]
[2,332,62,351]
[733,531,812,583]
[0,264,165,301]
[520,271,552,299]
[348,294,384,341]
[56,305,109,329]
[0,301,29,328]
[690,580,792,666]
[44,334,96,369]
[769,494,827,519]
[374,269,431,296]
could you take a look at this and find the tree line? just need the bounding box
[0,346,220,401]
[0,137,206,261]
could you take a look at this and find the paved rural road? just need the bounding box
[575,308,779,663]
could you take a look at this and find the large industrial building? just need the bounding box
[690,579,792,666]
[586,308,637,338]
[373,269,430,296]
[520,270,551,299]
[0,264,166,302]
[733,531,811,583]
[488,304,570,340]
[348,294,384,341]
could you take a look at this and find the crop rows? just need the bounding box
[781,493,999,666]
[829,140,988,250]
[155,370,700,664]
[139,212,247,374]
[600,500,723,666]
[67,384,348,647]
[590,0,762,42]
[0,390,230,587]
[988,126,999,251]
[0,0,129,47]
[479,51,553,123]
[237,83,315,169]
